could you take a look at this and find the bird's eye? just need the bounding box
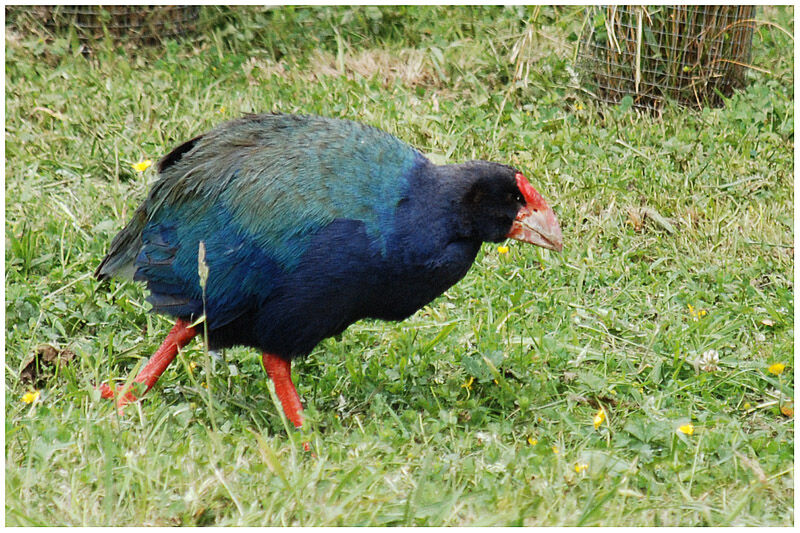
[507,192,524,204]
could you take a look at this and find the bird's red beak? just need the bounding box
[506,172,563,252]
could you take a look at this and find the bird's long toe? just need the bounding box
[98,382,139,413]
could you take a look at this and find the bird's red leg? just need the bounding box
[262,353,312,452]
[100,318,197,411]
[262,353,304,428]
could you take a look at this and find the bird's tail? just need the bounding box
[94,203,148,281]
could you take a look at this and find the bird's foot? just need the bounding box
[98,382,139,413]
[97,318,198,414]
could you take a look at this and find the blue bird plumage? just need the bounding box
[96,113,564,427]
[98,113,508,356]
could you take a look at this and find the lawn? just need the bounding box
[4,5,793,526]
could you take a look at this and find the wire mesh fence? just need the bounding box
[7,5,201,45]
[578,6,756,111]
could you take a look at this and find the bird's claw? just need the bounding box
[98,382,138,414]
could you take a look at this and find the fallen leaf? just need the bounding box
[20,344,75,385]
[626,206,676,234]
[626,208,643,232]
[780,404,793,418]
[639,206,676,234]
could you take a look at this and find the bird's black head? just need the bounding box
[443,160,563,250]
[447,161,526,243]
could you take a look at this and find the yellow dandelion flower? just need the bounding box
[593,408,605,429]
[575,102,584,111]
[497,245,510,255]
[528,437,538,446]
[132,159,152,172]
[552,446,559,454]
[678,423,694,435]
[574,462,588,473]
[687,304,707,321]
[461,376,474,390]
[768,362,786,375]
[218,106,226,114]
[22,390,40,404]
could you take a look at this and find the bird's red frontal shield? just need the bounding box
[506,172,563,251]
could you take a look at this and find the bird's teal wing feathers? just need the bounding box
[148,114,424,267]
[98,114,426,327]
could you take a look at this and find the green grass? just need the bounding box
[5,5,794,526]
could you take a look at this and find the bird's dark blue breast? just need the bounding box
[115,115,484,359]
[208,216,481,358]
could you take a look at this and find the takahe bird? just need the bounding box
[96,113,562,430]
